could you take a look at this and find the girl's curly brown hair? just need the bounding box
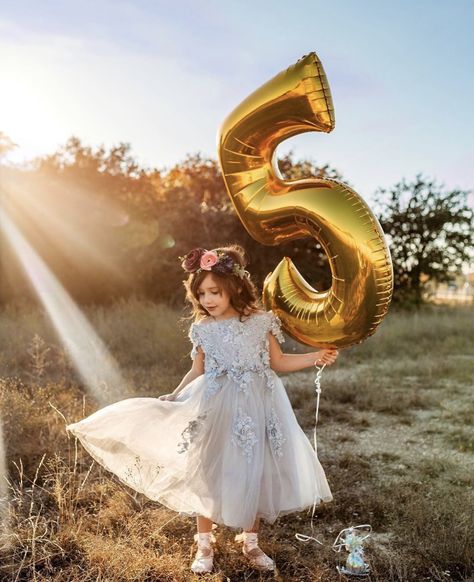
[183,244,261,322]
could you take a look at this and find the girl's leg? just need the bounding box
[244,516,260,533]
[192,515,215,573]
[196,515,214,533]
[237,517,274,571]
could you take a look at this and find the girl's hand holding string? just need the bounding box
[314,349,339,367]
[268,333,339,373]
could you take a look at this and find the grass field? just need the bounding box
[0,299,472,581]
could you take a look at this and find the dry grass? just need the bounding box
[0,300,472,581]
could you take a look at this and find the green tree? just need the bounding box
[37,136,162,220]
[0,138,350,306]
[373,175,474,306]
[139,150,347,304]
[1,137,166,305]
[160,153,229,210]
[277,150,346,182]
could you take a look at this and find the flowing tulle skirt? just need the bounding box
[66,371,333,530]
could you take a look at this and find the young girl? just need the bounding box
[66,244,338,574]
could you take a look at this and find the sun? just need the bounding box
[0,41,68,158]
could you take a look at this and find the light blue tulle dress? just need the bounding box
[66,311,333,530]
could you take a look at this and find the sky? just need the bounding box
[1,0,473,206]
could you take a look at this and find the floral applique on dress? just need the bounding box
[189,311,285,401]
[266,407,286,457]
[189,311,288,463]
[231,407,258,463]
[177,413,208,454]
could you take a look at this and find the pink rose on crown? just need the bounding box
[200,251,219,270]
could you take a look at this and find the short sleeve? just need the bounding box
[268,312,284,344]
[188,323,202,359]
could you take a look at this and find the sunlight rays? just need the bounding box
[0,186,131,550]
[3,174,130,281]
[0,206,128,406]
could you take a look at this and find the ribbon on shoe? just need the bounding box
[191,529,217,574]
[193,522,218,545]
[193,531,217,545]
[235,532,275,571]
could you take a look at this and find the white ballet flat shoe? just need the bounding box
[234,531,275,571]
[191,531,217,574]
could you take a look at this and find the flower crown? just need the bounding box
[180,248,250,279]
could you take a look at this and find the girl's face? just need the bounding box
[197,273,237,319]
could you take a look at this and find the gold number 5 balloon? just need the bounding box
[217,52,393,348]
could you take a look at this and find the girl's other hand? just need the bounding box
[315,349,339,366]
[158,393,177,401]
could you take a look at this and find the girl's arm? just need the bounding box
[158,348,205,401]
[268,332,338,373]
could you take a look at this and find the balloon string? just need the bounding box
[312,363,325,455]
[296,366,373,572]
[296,524,373,552]
[295,363,326,546]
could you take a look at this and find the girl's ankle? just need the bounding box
[194,531,216,547]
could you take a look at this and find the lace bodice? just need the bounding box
[189,311,284,399]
